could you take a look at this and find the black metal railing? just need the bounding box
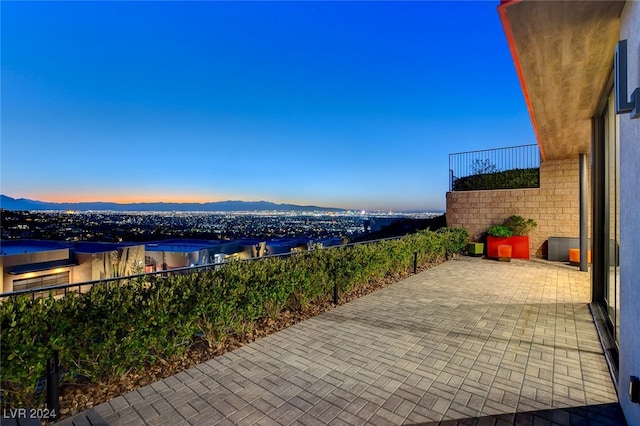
[0,235,406,301]
[449,144,540,191]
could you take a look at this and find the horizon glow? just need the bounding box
[0,1,535,211]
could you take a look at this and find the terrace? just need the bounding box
[59,257,623,425]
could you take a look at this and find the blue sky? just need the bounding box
[1,1,535,211]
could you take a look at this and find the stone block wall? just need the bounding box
[446,157,586,258]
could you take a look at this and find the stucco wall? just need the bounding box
[73,253,94,283]
[446,158,585,258]
[619,1,640,423]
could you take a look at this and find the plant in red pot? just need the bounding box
[486,216,537,259]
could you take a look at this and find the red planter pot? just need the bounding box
[487,236,530,259]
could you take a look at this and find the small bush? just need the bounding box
[504,215,537,236]
[487,225,513,237]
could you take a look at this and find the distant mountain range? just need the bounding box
[0,195,346,213]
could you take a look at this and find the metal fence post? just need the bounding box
[333,281,338,305]
[449,169,454,191]
[46,350,60,420]
[414,252,418,274]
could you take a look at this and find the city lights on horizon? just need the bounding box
[2,191,442,213]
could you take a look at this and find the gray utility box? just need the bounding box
[548,236,618,265]
[548,237,586,262]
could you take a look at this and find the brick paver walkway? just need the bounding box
[59,257,625,425]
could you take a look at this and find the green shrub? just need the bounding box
[504,215,537,236]
[0,227,468,406]
[486,216,537,238]
[487,225,513,237]
[453,168,539,191]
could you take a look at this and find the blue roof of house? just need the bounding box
[145,239,237,253]
[0,239,72,256]
[236,238,266,245]
[145,243,208,252]
[72,242,140,254]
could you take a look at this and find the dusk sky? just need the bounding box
[1,1,535,212]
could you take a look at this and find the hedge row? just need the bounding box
[0,227,468,406]
[453,167,539,191]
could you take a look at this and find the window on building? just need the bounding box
[592,85,621,364]
[13,271,69,297]
[603,90,621,351]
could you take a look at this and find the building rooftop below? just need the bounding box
[0,239,71,256]
[145,243,211,253]
[144,239,239,253]
[72,242,141,254]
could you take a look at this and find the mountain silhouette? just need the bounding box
[0,195,346,213]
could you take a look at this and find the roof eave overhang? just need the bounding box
[498,0,625,161]
[8,259,79,275]
[497,0,546,160]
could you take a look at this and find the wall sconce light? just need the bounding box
[615,39,639,119]
[630,376,640,404]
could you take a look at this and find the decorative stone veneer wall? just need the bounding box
[446,158,587,258]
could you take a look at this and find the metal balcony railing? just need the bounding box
[0,235,405,301]
[449,144,540,191]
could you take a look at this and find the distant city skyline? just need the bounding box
[1,1,535,211]
[0,194,444,215]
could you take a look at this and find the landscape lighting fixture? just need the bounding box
[615,39,640,119]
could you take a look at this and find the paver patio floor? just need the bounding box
[59,257,625,425]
